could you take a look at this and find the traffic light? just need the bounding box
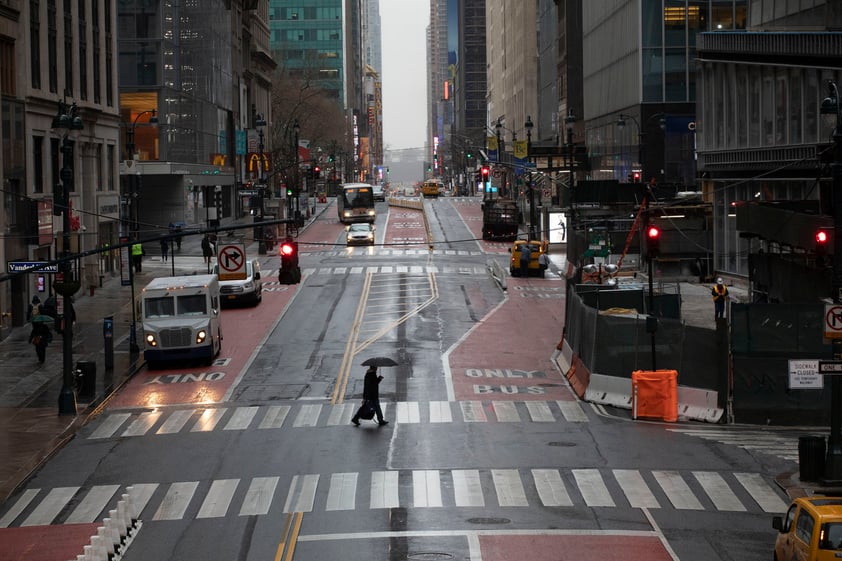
[313,165,321,178]
[278,238,301,284]
[633,172,641,183]
[286,186,293,196]
[816,229,830,267]
[481,166,490,180]
[645,224,661,258]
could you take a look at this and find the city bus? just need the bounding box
[337,182,376,224]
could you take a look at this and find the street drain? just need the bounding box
[548,441,577,447]
[465,517,510,525]
[407,553,454,560]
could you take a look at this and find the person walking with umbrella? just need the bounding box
[352,366,388,426]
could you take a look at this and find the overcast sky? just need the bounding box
[380,0,429,152]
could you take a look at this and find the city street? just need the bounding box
[0,196,795,561]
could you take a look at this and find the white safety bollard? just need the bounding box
[89,534,107,561]
[83,545,94,561]
[97,525,114,557]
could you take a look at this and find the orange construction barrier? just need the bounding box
[631,370,678,422]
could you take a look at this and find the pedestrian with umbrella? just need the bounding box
[29,315,53,364]
[352,357,397,427]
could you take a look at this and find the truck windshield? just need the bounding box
[178,294,207,315]
[821,523,842,549]
[146,296,175,318]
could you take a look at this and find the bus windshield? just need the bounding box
[341,187,373,208]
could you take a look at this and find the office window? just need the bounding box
[736,69,747,147]
[31,1,42,89]
[0,37,14,96]
[804,69,819,144]
[643,48,663,102]
[711,0,734,29]
[749,67,761,146]
[64,0,72,97]
[33,136,44,193]
[664,0,687,48]
[92,0,100,103]
[762,74,774,145]
[78,0,88,100]
[642,0,662,46]
[665,48,686,102]
[789,70,802,145]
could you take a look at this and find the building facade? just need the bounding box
[696,1,842,299]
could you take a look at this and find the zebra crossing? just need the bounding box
[667,427,801,462]
[0,467,788,527]
[86,400,590,440]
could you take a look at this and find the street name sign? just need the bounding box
[7,261,58,273]
[819,360,842,375]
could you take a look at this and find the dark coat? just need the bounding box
[29,322,51,346]
[362,370,382,401]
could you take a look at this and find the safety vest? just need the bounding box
[712,284,728,302]
[131,243,143,256]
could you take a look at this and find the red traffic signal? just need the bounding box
[280,241,296,258]
[645,225,661,257]
[816,229,829,244]
[481,166,490,178]
[633,172,641,183]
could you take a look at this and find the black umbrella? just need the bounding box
[361,357,399,367]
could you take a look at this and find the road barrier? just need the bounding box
[73,487,142,561]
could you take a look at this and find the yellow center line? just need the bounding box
[274,512,304,561]
[331,272,373,404]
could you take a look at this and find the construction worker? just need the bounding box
[131,242,144,273]
[712,277,729,320]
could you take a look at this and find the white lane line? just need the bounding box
[327,404,355,426]
[491,469,528,507]
[127,483,159,519]
[0,489,40,527]
[326,473,358,511]
[370,471,400,509]
[258,405,290,429]
[156,409,194,435]
[532,469,572,507]
[224,406,259,430]
[239,477,279,516]
[525,401,554,422]
[152,481,199,521]
[734,472,788,513]
[413,470,443,508]
[612,469,659,509]
[557,401,588,422]
[492,401,519,422]
[397,402,421,424]
[89,413,131,439]
[572,469,615,507]
[21,487,79,526]
[429,401,453,423]
[460,401,487,422]
[283,474,319,513]
[653,471,703,510]
[197,479,239,518]
[693,471,746,512]
[452,470,484,507]
[190,408,228,432]
[65,485,121,524]
[121,411,162,437]
[293,405,323,428]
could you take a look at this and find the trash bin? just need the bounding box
[799,435,826,482]
[75,361,97,401]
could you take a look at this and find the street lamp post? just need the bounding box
[525,115,536,240]
[821,80,842,482]
[53,101,84,415]
[292,120,300,226]
[565,110,577,260]
[125,110,158,160]
[255,113,268,254]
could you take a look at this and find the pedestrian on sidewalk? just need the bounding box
[712,277,729,320]
[202,234,214,266]
[29,321,52,363]
[352,367,388,426]
[520,243,532,277]
[131,242,144,272]
[26,296,41,322]
[160,238,169,262]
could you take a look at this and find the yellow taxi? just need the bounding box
[773,495,842,560]
[509,240,547,278]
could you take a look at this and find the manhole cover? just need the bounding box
[465,517,510,525]
[407,554,454,560]
[548,441,577,447]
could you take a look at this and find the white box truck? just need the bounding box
[141,275,222,367]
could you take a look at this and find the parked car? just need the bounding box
[212,258,263,306]
[773,495,842,560]
[372,184,386,202]
[509,240,547,277]
[346,223,375,246]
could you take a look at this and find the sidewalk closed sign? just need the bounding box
[788,359,823,389]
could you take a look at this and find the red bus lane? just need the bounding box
[108,276,298,409]
[384,205,427,247]
[451,197,514,253]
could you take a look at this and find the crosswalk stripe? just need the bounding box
[258,405,290,429]
[460,401,487,422]
[153,482,199,521]
[157,409,193,435]
[413,470,442,507]
[22,487,79,526]
[191,408,228,432]
[239,477,279,516]
[693,471,746,512]
[734,472,788,513]
[90,413,131,439]
[532,469,572,507]
[2,468,789,525]
[492,401,519,422]
[89,401,594,439]
[65,485,121,524]
[613,469,659,509]
[326,473,357,511]
[283,474,319,513]
[492,469,528,507]
[370,471,400,509]
[397,402,421,424]
[224,407,259,430]
[128,483,159,519]
[572,469,614,507]
[293,404,322,427]
[197,479,239,518]
[526,402,554,422]
[452,470,484,507]
[0,488,40,528]
[122,411,162,437]
[557,401,588,422]
[429,401,452,423]
[653,471,703,510]
[326,403,355,426]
